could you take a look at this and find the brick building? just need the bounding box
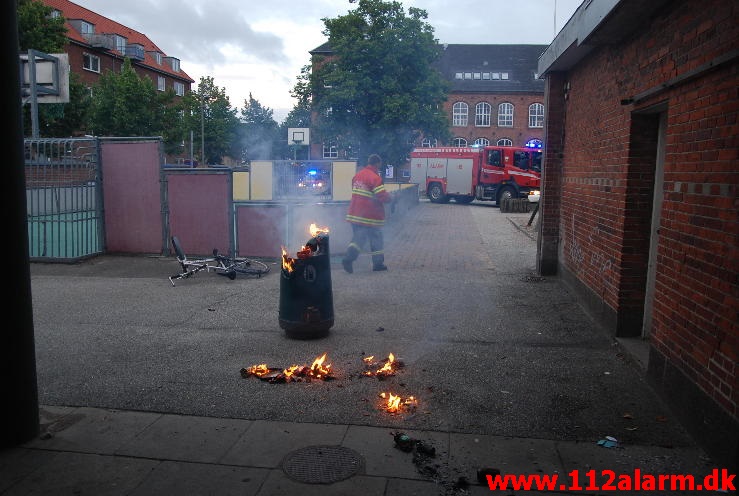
[537,0,738,469]
[308,43,546,162]
[38,0,193,104]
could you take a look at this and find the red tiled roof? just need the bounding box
[41,0,193,82]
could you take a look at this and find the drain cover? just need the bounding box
[282,445,363,484]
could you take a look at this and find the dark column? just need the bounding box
[536,71,566,275]
[1,1,40,447]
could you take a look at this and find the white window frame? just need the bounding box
[452,137,467,147]
[529,103,544,128]
[171,58,180,72]
[153,52,162,65]
[157,76,166,92]
[113,34,126,53]
[475,102,491,127]
[421,138,437,147]
[452,102,468,127]
[498,102,514,127]
[473,138,490,147]
[80,21,94,34]
[83,53,100,73]
[497,138,513,146]
[173,81,184,96]
[323,141,338,159]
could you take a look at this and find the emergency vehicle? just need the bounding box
[409,146,542,204]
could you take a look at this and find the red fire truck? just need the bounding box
[409,146,542,204]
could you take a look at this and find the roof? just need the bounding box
[310,42,546,94]
[436,44,547,94]
[538,0,672,76]
[41,0,193,83]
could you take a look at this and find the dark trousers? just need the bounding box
[344,224,384,267]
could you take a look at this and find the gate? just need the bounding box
[24,137,103,261]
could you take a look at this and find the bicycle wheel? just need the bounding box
[230,257,271,277]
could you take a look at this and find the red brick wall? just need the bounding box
[442,92,544,147]
[543,0,738,425]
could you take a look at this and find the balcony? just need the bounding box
[83,33,115,50]
[125,44,145,61]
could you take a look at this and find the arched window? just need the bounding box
[475,102,491,127]
[529,103,544,128]
[498,102,513,127]
[497,138,513,146]
[473,138,489,146]
[452,137,468,147]
[452,102,468,127]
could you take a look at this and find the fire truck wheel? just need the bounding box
[428,183,449,203]
[497,186,516,206]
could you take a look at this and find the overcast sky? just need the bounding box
[72,0,583,122]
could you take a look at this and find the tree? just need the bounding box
[87,58,160,136]
[236,93,279,162]
[178,77,239,164]
[17,0,66,53]
[295,0,450,168]
[33,72,91,137]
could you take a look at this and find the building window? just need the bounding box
[529,103,544,128]
[452,102,468,127]
[497,138,513,146]
[83,53,100,73]
[80,21,94,34]
[170,58,180,72]
[157,76,166,91]
[498,102,513,127]
[464,72,472,80]
[501,72,509,80]
[113,34,126,53]
[473,138,489,146]
[421,138,437,147]
[482,72,491,80]
[455,72,463,80]
[153,52,162,65]
[173,81,184,96]
[323,142,338,159]
[452,137,467,147]
[475,102,491,127]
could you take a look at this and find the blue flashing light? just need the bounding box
[308,169,318,176]
[525,139,543,149]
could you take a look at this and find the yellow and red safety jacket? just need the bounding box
[346,165,392,227]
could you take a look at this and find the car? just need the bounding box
[528,190,540,203]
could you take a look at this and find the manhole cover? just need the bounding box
[282,445,364,484]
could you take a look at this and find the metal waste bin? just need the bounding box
[279,232,334,339]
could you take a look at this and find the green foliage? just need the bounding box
[17,0,67,53]
[177,76,239,164]
[87,59,160,136]
[236,93,279,162]
[275,100,313,160]
[296,0,450,167]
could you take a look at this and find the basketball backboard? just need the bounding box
[288,128,310,145]
[20,50,70,103]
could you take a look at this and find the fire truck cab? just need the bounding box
[409,146,542,205]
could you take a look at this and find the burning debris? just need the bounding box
[379,391,417,413]
[362,353,404,379]
[240,353,333,383]
[281,223,330,273]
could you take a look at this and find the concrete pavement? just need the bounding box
[1,201,730,495]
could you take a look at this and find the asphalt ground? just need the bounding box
[9,199,724,495]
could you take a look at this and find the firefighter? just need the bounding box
[342,154,393,273]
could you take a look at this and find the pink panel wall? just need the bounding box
[167,172,231,257]
[101,140,162,254]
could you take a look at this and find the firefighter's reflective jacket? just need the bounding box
[346,165,392,227]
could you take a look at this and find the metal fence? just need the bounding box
[24,137,103,261]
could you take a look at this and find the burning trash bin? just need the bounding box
[279,224,334,338]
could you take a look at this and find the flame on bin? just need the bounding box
[281,223,330,273]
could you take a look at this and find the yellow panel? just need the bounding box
[332,161,356,201]
[233,171,250,200]
[250,161,273,200]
